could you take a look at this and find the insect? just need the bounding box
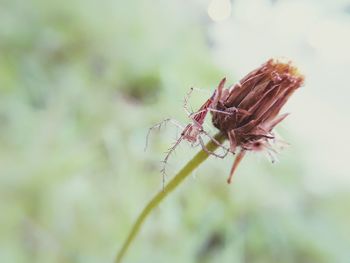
[146,78,232,188]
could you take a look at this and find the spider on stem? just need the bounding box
[146,78,233,189]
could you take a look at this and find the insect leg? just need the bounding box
[183,87,195,115]
[160,135,184,190]
[198,134,229,159]
[145,118,184,151]
[207,108,236,115]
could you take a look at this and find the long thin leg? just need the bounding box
[184,87,213,115]
[183,87,194,115]
[145,118,184,151]
[189,107,234,136]
[160,136,184,190]
[201,130,231,153]
[198,135,229,159]
[194,107,238,135]
[190,107,233,119]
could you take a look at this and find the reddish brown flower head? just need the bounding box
[211,59,304,183]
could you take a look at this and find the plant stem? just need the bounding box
[115,132,225,263]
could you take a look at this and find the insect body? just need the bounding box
[180,89,216,142]
[146,79,230,188]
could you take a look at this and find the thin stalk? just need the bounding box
[115,132,225,263]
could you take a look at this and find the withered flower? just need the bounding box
[118,60,304,262]
[211,59,304,183]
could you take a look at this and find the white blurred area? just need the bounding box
[206,0,350,189]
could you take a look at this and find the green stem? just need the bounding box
[115,133,225,263]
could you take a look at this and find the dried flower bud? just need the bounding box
[211,59,304,183]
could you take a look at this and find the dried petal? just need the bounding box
[211,59,304,183]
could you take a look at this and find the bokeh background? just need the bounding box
[1,0,350,262]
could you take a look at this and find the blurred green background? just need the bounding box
[1,0,350,262]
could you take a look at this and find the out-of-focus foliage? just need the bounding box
[1,0,350,262]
